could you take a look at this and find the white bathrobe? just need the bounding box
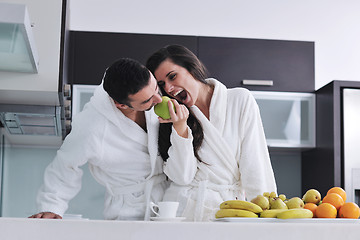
[37,84,167,220]
[162,78,277,221]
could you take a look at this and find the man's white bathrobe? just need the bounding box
[37,84,167,220]
[162,79,277,221]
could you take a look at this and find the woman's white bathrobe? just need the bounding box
[162,79,277,221]
[37,84,167,220]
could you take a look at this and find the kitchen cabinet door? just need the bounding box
[68,32,197,85]
[198,37,315,92]
[252,91,315,148]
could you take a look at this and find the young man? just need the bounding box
[29,58,166,220]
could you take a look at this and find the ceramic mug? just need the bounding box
[150,201,179,218]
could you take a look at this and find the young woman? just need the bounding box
[146,45,277,221]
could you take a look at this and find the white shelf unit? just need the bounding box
[72,86,316,148]
[72,85,97,116]
[251,91,315,148]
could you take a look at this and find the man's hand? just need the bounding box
[28,212,62,219]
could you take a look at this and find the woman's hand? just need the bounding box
[28,212,62,219]
[158,99,189,138]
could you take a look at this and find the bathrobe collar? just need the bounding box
[90,83,159,173]
[207,78,227,134]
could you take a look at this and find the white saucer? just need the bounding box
[150,217,186,222]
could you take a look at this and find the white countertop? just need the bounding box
[1,217,360,240]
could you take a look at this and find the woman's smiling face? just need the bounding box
[154,59,201,107]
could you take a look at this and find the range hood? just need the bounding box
[0,103,66,147]
[0,104,62,136]
[0,2,39,73]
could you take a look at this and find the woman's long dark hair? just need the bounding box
[146,45,209,163]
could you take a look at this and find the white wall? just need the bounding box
[68,0,360,90]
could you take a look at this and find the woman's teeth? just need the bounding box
[173,90,183,97]
[172,90,188,102]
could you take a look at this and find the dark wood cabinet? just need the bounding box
[68,32,315,92]
[198,37,314,92]
[68,31,197,85]
[302,80,360,197]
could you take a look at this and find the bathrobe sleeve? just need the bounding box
[36,112,103,216]
[163,126,198,185]
[235,89,277,201]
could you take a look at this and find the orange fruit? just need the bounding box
[304,203,318,217]
[327,187,347,202]
[322,193,344,210]
[338,202,360,219]
[315,203,337,218]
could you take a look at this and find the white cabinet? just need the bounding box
[72,86,316,148]
[251,91,315,148]
[0,0,64,106]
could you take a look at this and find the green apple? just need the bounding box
[154,96,175,119]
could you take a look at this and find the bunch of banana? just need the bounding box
[220,200,263,214]
[215,200,263,218]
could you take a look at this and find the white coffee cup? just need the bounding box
[150,201,179,218]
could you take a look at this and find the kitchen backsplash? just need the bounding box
[0,145,301,219]
[1,146,104,219]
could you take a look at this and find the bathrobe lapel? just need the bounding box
[191,79,239,180]
[145,109,160,176]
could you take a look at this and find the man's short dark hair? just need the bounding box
[103,58,150,106]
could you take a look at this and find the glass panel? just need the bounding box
[79,92,94,111]
[252,91,315,148]
[21,126,55,135]
[4,120,18,128]
[0,23,15,52]
[0,2,39,73]
[16,114,55,127]
[72,85,97,116]
[8,127,22,134]
[0,22,35,73]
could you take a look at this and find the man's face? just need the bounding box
[126,73,163,111]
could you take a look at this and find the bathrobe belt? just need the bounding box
[191,180,243,222]
[107,173,167,221]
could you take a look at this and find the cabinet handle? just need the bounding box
[242,80,274,86]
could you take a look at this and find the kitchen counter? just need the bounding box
[1,217,360,240]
